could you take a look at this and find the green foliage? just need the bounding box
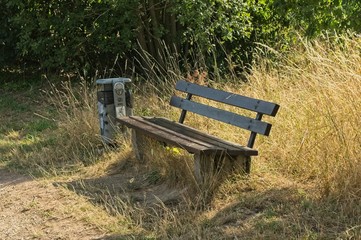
[7,0,138,72]
[272,0,361,37]
[173,0,254,70]
[1,0,361,76]
[0,94,30,113]
[0,1,19,67]
[27,119,57,134]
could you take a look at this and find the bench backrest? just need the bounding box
[170,80,280,148]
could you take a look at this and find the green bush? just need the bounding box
[7,0,138,73]
[1,0,361,77]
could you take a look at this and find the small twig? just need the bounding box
[33,112,57,122]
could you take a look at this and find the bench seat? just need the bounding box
[118,116,258,156]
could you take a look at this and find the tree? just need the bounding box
[2,0,361,78]
[0,1,19,68]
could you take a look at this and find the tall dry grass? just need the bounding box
[9,76,103,175]
[140,35,361,237]
[240,34,361,206]
[45,77,101,165]
[133,34,361,209]
[39,34,359,237]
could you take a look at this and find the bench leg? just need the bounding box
[231,155,251,174]
[193,152,232,186]
[193,153,215,203]
[245,156,251,174]
[131,130,147,163]
[193,153,235,204]
[194,153,206,184]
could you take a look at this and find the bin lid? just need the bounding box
[96,77,131,85]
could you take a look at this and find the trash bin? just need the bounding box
[96,77,132,145]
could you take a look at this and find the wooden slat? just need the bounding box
[170,96,272,136]
[175,80,280,116]
[147,117,257,156]
[128,116,217,149]
[118,116,211,154]
[117,116,257,156]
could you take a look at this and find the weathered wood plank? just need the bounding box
[117,116,258,156]
[170,96,272,136]
[175,80,280,116]
[118,116,221,154]
[147,117,258,156]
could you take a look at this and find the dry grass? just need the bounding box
[245,34,361,206]
[6,76,104,175]
[118,33,361,238]
[2,34,361,239]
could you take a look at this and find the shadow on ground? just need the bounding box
[52,158,360,239]
[0,168,31,188]
[60,158,187,206]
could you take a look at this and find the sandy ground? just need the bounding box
[0,168,108,240]
[0,162,186,240]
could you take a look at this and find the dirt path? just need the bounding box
[0,168,107,240]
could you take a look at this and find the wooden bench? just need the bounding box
[117,80,279,183]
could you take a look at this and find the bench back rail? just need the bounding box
[170,80,280,148]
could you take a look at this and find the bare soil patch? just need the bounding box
[0,158,187,240]
[0,168,107,240]
[64,162,187,208]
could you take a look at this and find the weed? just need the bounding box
[0,94,30,112]
[27,119,56,133]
